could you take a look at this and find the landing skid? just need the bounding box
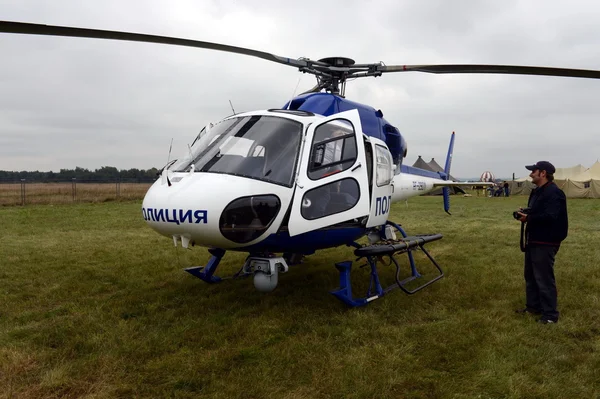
[330,221,445,307]
[184,222,444,307]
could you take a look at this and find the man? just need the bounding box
[503,181,510,197]
[515,161,568,324]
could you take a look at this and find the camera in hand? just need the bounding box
[513,207,531,220]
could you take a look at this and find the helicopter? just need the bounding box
[3,21,600,307]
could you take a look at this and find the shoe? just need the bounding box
[537,318,558,324]
[515,307,541,315]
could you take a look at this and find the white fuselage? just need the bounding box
[142,108,453,251]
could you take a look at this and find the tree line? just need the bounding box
[0,166,159,183]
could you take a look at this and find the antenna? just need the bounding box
[287,76,302,110]
[229,100,236,115]
[165,138,173,187]
[167,138,173,164]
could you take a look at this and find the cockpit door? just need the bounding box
[288,109,371,237]
[365,138,395,228]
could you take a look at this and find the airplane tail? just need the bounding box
[442,132,456,215]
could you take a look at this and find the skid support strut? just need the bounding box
[184,248,226,283]
[330,221,445,307]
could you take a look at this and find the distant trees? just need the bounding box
[0,166,159,182]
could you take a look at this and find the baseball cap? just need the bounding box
[525,161,556,174]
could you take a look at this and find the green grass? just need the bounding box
[1,196,600,398]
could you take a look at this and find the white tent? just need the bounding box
[554,164,587,195]
[562,161,600,198]
[554,164,587,180]
[508,176,535,196]
[508,162,600,198]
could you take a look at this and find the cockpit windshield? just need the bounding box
[170,115,303,187]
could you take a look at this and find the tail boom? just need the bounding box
[391,172,492,202]
[391,171,453,202]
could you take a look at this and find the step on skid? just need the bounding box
[330,221,445,307]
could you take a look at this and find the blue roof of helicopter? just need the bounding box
[282,93,406,164]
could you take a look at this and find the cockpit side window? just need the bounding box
[375,145,393,186]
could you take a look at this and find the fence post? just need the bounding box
[20,179,26,205]
[116,178,121,198]
[72,178,76,201]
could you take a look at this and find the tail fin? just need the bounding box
[442,132,456,215]
[444,131,455,176]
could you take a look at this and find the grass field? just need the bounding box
[1,196,600,398]
[0,182,152,206]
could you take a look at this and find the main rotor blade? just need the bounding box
[379,64,600,79]
[0,20,310,69]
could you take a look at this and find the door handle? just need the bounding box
[351,163,362,172]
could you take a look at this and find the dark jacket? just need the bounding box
[525,181,568,246]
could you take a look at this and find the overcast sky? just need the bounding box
[1,0,599,178]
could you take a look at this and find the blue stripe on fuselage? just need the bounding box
[400,165,444,180]
[237,226,366,254]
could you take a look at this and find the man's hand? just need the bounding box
[516,212,528,222]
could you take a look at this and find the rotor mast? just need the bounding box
[301,57,383,97]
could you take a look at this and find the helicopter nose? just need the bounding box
[141,173,291,249]
[142,178,210,246]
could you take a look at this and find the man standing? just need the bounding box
[515,161,568,324]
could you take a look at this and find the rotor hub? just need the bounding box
[309,57,359,96]
[318,57,355,67]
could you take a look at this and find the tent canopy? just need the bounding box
[554,164,587,180]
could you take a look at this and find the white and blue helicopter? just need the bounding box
[3,21,600,306]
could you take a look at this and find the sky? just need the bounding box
[1,0,600,179]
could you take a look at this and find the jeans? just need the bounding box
[524,245,560,321]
